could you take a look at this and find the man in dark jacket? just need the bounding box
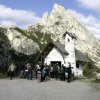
[67,63,72,83]
[61,64,66,81]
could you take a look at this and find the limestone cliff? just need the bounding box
[0,27,11,69]
[0,4,100,68]
[28,4,100,67]
[5,26,40,55]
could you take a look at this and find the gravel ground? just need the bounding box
[0,78,100,100]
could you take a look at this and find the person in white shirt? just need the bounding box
[8,62,15,80]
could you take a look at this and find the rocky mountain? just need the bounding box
[0,27,11,72]
[28,4,100,67]
[0,3,100,69]
[6,26,40,55]
[0,25,53,70]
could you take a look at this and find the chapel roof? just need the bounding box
[52,41,68,54]
[53,42,90,62]
[63,31,77,39]
[36,41,90,63]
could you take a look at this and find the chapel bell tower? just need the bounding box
[63,31,77,72]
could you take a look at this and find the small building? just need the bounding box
[37,31,90,76]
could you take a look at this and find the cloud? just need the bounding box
[0,20,16,26]
[68,9,100,39]
[76,0,100,12]
[0,4,41,28]
[86,26,100,39]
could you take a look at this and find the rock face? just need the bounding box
[0,41,11,68]
[96,73,100,80]
[0,4,100,68]
[5,26,40,55]
[28,4,100,67]
[0,27,11,69]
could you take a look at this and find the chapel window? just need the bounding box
[76,63,79,68]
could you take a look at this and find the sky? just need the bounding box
[0,0,100,39]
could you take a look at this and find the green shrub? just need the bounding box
[0,73,7,79]
[83,59,100,78]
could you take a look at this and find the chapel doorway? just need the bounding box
[51,61,61,67]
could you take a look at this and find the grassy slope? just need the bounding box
[14,26,53,50]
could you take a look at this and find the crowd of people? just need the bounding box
[8,61,33,80]
[8,61,75,83]
[36,63,74,83]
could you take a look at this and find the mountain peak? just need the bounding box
[51,3,66,16]
[35,4,100,67]
[0,4,100,67]
[53,3,65,11]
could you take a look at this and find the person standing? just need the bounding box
[26,63,33,80]
[45,64,50,80]
[53,64,58,80]
[37,65,41,82]
[62,64,66,81]
[8,62,16,80]
[67,63,72,83]
[41,67,46,81]
[50,64,54,78]
[71,67,74,82]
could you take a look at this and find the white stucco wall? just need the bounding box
[76,63,83,76]
[44,47,65,65]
